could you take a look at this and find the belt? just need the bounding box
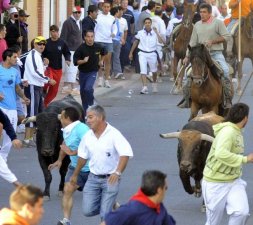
[138,49,162,68]
[92,173,111,179]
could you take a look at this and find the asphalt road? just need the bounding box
[1,59,253,225]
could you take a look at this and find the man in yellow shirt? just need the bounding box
[202,103,253,225]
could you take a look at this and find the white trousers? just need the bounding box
[138,52,158,75]
[0,154,17,183]
[0,108,18,183]
[202,178,249,225]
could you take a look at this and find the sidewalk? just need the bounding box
[55,69,140,104]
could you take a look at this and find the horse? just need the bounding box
[188,44,223,121]
[231,12,253,95]
[172,2,197,93]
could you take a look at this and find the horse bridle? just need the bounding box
[189,56,209,86]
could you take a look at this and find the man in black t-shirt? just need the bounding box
[42,25,71,107]
[73,30,107,116]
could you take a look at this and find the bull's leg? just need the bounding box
[179,171,194,194]
[193,172,203,198]
[38,155,52,199]
[59,156,70,194]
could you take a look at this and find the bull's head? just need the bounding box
[23,113,62,156]
[160,130,214,174]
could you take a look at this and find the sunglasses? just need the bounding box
[74,11,81,14]
[37,42,46,46]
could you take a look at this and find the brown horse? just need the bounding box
[172,2,197,93]
[188,44,223,120]
[232,12,253,95]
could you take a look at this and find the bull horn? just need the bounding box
[57,114,61,120]
[21,116,36,124]
[200,134,214,142]
[160,132,181,139]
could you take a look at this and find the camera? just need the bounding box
[14,14,18,18]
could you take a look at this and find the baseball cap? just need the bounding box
[19,9,30,17]
[72,6,81,13]
[8,7,18,14]
[34,36,47,44]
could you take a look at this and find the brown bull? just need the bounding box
[160,112,223,197]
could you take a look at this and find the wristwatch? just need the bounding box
[114,171,121,176]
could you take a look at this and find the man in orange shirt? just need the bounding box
[226,0,253,58]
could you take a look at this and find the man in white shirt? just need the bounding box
[152,8,166,77]
[95,1,117,88]
[129,17,164,94]
[111,6,128,79]
[23,36,56,146]
[70,105,133,221]
[217,3,231,21]
[166,5,183,38]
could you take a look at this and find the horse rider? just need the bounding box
[178,3,232,109]
[226,0,253,59]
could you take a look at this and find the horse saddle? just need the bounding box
[211,60,234,77]
[185,61,233,78]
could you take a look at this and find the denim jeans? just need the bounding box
[210,51,229,77]
[79,71,97,116]
[82,173,120,220]
[112,40,122,75]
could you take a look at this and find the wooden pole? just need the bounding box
[238,0,241,62]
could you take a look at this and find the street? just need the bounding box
[1,59,253,225]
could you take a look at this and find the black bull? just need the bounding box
[160,120,214,197]
[23,95,84,199]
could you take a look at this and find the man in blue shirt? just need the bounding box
[48,107,89,225]
[0,49,30,186]
[0,48,29,161]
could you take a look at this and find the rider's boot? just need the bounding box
[221,76,233,109]
[177,78,191,108]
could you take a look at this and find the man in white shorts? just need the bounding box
[60,6,82,94]
[129,17,164,94]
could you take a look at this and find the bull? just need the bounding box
[160,112,223,198]
[22,95,84,200]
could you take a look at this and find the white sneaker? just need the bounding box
[140,86,148,94]
[152,83,158,93]
[115,73,123,79]
[97,77,103,87]
[104,80,111,88]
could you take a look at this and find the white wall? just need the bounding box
[58,0,67,33]
[43,0,50,38]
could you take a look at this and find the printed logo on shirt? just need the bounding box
[58,46,62,51]
[106,152,111,157]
